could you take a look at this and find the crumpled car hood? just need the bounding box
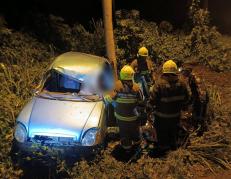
[28,97,98,141]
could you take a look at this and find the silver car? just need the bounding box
[12,52,114,159]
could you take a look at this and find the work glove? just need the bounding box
[104,95,113,103]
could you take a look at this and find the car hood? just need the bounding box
[28,97,98,141]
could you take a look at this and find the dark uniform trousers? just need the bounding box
[189,74,209,130]
[192,98,208,132]
[117,119,141,149]
[154,116,179,150]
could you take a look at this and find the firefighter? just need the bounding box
[131,47,155,98]
[105,65,144,151]
[149,60,190,151]
[181,64,209,134]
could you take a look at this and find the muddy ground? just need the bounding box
[194,65,231,178]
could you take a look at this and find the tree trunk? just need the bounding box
[102,0,118,80]
[203,0,208,10]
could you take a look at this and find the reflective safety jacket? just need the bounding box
[149,74,189,119]
[110,80,143,121]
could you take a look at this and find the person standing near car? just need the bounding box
[105,65,144,152]
[149,60,189,152]
[180,63,209,135]
[131,47,155,98]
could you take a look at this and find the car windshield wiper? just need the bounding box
[76,95,92,102]
[39,92,72,101]
[73,93,100,102]
[39,91,100,102]
[39,93,58,100]
[38,91,77,101]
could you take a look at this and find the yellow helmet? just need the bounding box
[120,65,135,81]
[163,60,178,74]
[138,47,148,57]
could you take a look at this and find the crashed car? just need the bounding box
[12,52,114,160]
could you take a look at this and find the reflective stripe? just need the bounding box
[117,93,136,98]
[116,97,137,104]
[140,70,149,75]
[154,111,180,118]
[115,112,138,121]
[160,95,185,103]
[121,144,132,150]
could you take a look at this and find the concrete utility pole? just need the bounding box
[102,0,118,79]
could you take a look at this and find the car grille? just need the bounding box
[32,135,75,145]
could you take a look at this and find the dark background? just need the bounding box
[0,0,230,34]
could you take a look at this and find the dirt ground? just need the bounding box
[192,65,231,178]
[194,65,231,109]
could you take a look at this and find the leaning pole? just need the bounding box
[102,0,118,80]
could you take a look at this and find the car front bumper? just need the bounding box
[11,139,103,166]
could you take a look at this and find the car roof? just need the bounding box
[50,52,109,81]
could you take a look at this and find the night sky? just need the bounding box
[0,0,230,33]
[0,0,189,28]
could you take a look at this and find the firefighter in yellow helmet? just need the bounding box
[131,47,155,98]
[149,60,190,153]
[105,65,144,152]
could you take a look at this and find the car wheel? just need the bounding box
[10,140,21,166]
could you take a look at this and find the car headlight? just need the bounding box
[81,128,101,146]
[14,123,27,143]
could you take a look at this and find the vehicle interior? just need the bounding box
[43,69,82,93]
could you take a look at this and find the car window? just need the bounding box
[43,70,82,93]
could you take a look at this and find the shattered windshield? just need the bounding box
[38,69,101,101]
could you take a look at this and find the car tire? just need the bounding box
[10,140,21,166]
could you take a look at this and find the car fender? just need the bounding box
[16,97,36,131]
[80,101,106,145]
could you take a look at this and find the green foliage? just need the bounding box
[0,19,53,177]
[186,0,230,71]
[159,21,173,34]
[26,14,106,56]
[0,26,52,64]
[115,11,191,67]
[115,7,230,71]
[71,20,106,56]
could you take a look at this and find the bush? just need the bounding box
[114,10,190,66]
[0,18,54,178]
[186,0,230,71]
[115,3,230,72]
[71,20,105,56]
[23,13,106,56]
